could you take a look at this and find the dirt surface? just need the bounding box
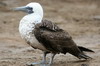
[0,0,100,66]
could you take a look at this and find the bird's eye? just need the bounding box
[26,7,33,10]
[26,7,33,14]
[29,7,33,10]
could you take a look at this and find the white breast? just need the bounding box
[19,14,47,51]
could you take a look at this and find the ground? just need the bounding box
[0,0,100,66]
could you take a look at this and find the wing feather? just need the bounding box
[34,20,80,54]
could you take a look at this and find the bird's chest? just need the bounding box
[19,21,46,51]
[19,22,36,44]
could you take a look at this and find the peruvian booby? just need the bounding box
[14,2,94,66]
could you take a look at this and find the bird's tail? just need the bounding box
[78,53,92,59]
[77,46,94,59]
[78,46,94,53]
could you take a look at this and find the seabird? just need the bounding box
[14,2,94,66]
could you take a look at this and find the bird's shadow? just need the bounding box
[69,60,88,63]
[67,60,90,66]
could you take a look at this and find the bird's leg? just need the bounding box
[27,51,49,66]
[47,53,56,66]
[41,51,49,64]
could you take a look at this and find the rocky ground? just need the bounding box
[0,0,100,66]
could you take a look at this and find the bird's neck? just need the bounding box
[19,13,43,38]
[22,13,43,24]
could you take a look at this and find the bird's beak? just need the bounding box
[13,6,28,12]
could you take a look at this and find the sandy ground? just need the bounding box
[0,0,100,66]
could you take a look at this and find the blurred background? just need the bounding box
[0,0,100,66]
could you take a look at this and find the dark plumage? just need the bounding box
[34,20,94,59]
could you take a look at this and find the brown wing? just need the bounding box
[34,20,93,59]
[34,20,81,56]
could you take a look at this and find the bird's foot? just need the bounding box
[40,64,52,66]
[26,63,47,66]
[26,61,53,66]
[26,61,47,66]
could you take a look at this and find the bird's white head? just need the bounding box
[14,2,43,18]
